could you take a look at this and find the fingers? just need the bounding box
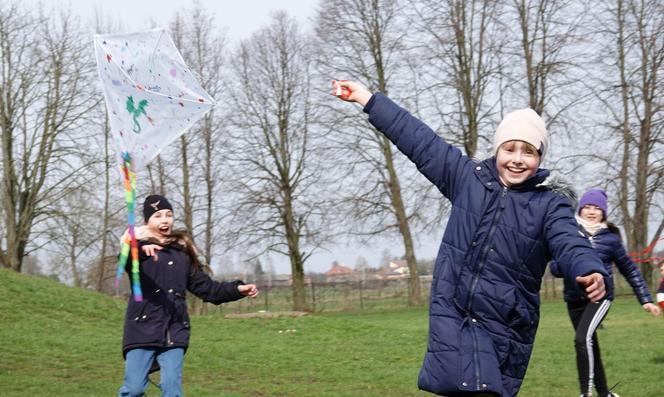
[239,284,259,298]
[141,244,163,262]
[644,303,661,317]
[331,79,373,106]
[331,79,353,101]
[576,274,606,302]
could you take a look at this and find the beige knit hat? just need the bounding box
[493,108,548,158]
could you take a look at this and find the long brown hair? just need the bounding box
[607,222,622,240]
[147,230,211,274]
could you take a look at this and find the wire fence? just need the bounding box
[208,265,662,315]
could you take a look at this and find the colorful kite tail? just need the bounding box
[115,240,130,290]
[115,152,143,302]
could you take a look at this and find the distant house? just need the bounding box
[380,259,410,280]
[324,261,358,282]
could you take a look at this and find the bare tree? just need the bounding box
[508,0,590,119]
[168,15,196,233]
[91,15,116,292]
[225,11,329,311]
[43,189,102,287]
[93,112,112,291]
[601,0,663,284]
[409,0,504,158]
[146,156,167,195]
[168,4,227,314]
[314,0,424,305]
[0,3,97,272]
[170,5,226,269]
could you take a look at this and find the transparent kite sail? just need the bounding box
[94,28,215,172]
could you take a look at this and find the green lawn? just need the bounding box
[1,268,662,396]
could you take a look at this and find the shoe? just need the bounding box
[608,394,620,397]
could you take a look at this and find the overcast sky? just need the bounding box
[20,0,441,274]
[39,0,316,41]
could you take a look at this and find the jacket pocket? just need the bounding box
[126,300,147,322]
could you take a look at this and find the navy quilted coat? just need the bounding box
[550,227,652,304]
[122,240,246,357]
[363,94,607,396]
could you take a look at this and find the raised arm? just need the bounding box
[333,80,472,200]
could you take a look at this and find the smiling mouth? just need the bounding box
[158,226,171,234]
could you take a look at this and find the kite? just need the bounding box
[94,28,215,301]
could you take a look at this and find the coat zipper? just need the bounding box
[467,186,508,309]
[467,185,508,390]
[471,319,480,389]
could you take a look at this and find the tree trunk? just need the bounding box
[283,187,308,311]
[97,113,111,291]
[382,137,422,306]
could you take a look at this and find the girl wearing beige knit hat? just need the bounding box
[332,80,607,397]
[492,108,548,186]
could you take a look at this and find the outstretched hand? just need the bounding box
[643,302,661,317]
[331,80,373,106]
[141,244,163,262]
[576,273,606,302]
[238,284,259,298]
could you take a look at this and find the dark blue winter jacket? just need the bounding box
[363,93,607,397]
[122,240,245,357]
[550,226,652,304]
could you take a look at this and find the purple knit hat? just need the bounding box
[578,188,608,216]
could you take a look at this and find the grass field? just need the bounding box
[1,268,663,396]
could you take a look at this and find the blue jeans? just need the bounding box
[118,347,185,397]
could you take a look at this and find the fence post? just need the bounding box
[359,279,364,311]
[264,283,269,312]
[310,281,316,312]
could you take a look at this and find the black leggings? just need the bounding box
[567,299,612,397]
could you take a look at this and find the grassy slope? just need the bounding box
[1,268,662,396]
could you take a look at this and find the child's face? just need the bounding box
[579,205,604,224]
[496,140,541,186]
[146,209,174,239]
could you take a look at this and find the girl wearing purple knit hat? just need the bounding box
[551,188,660,397]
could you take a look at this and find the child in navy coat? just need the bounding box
[550,188,660,397]
[332,80,608,397]
[118,195,258,397]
